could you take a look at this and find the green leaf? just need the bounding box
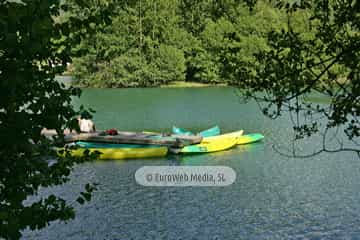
[76,197,85,205]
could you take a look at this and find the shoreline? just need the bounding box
[58,75,229,88]
[159,81,228,88]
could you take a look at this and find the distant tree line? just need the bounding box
[71,0,322,87]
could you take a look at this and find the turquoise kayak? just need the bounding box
[172,126,193,136]
[172,125,220,137]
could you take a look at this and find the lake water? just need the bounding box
[23,86,360,239]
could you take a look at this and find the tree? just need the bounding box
[70,0,298,86]
[72,0,188,87]
[188,1,286,83]
[0,0,112,238]
[233,0,360,156]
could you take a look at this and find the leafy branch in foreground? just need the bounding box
[0,0,113,239]
[233,0,360,156]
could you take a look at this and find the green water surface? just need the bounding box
[23,86,360,240]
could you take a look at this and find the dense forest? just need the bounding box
[70,0,323,87]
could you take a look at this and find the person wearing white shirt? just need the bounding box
[77,117,96,133]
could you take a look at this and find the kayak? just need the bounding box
[235,133,264,145]
[75,141,161,148]
[63,131,202,147]
[172,126,192,136]
[204,130,244,140]
[172,125,220,137]
[59,145,168,160]
[60,147,168,160]
[204,131,263,145]
[178,136,238,153]
[172,126,263,145]
[199,125,220,137]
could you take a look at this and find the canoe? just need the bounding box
[178,136,237,153]
[60,146,168,160]
[172,125,220,137]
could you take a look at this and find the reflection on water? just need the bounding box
[22,87,360,240]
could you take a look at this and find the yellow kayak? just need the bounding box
[204,130,244,140]
[234,133,264,145]
[59,146,168,160]
[179,136,238,153]
[204,130,264,145]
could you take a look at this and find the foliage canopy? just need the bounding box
[234,0,360,156]
[0,0,112,238]
[72,0,292,86]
